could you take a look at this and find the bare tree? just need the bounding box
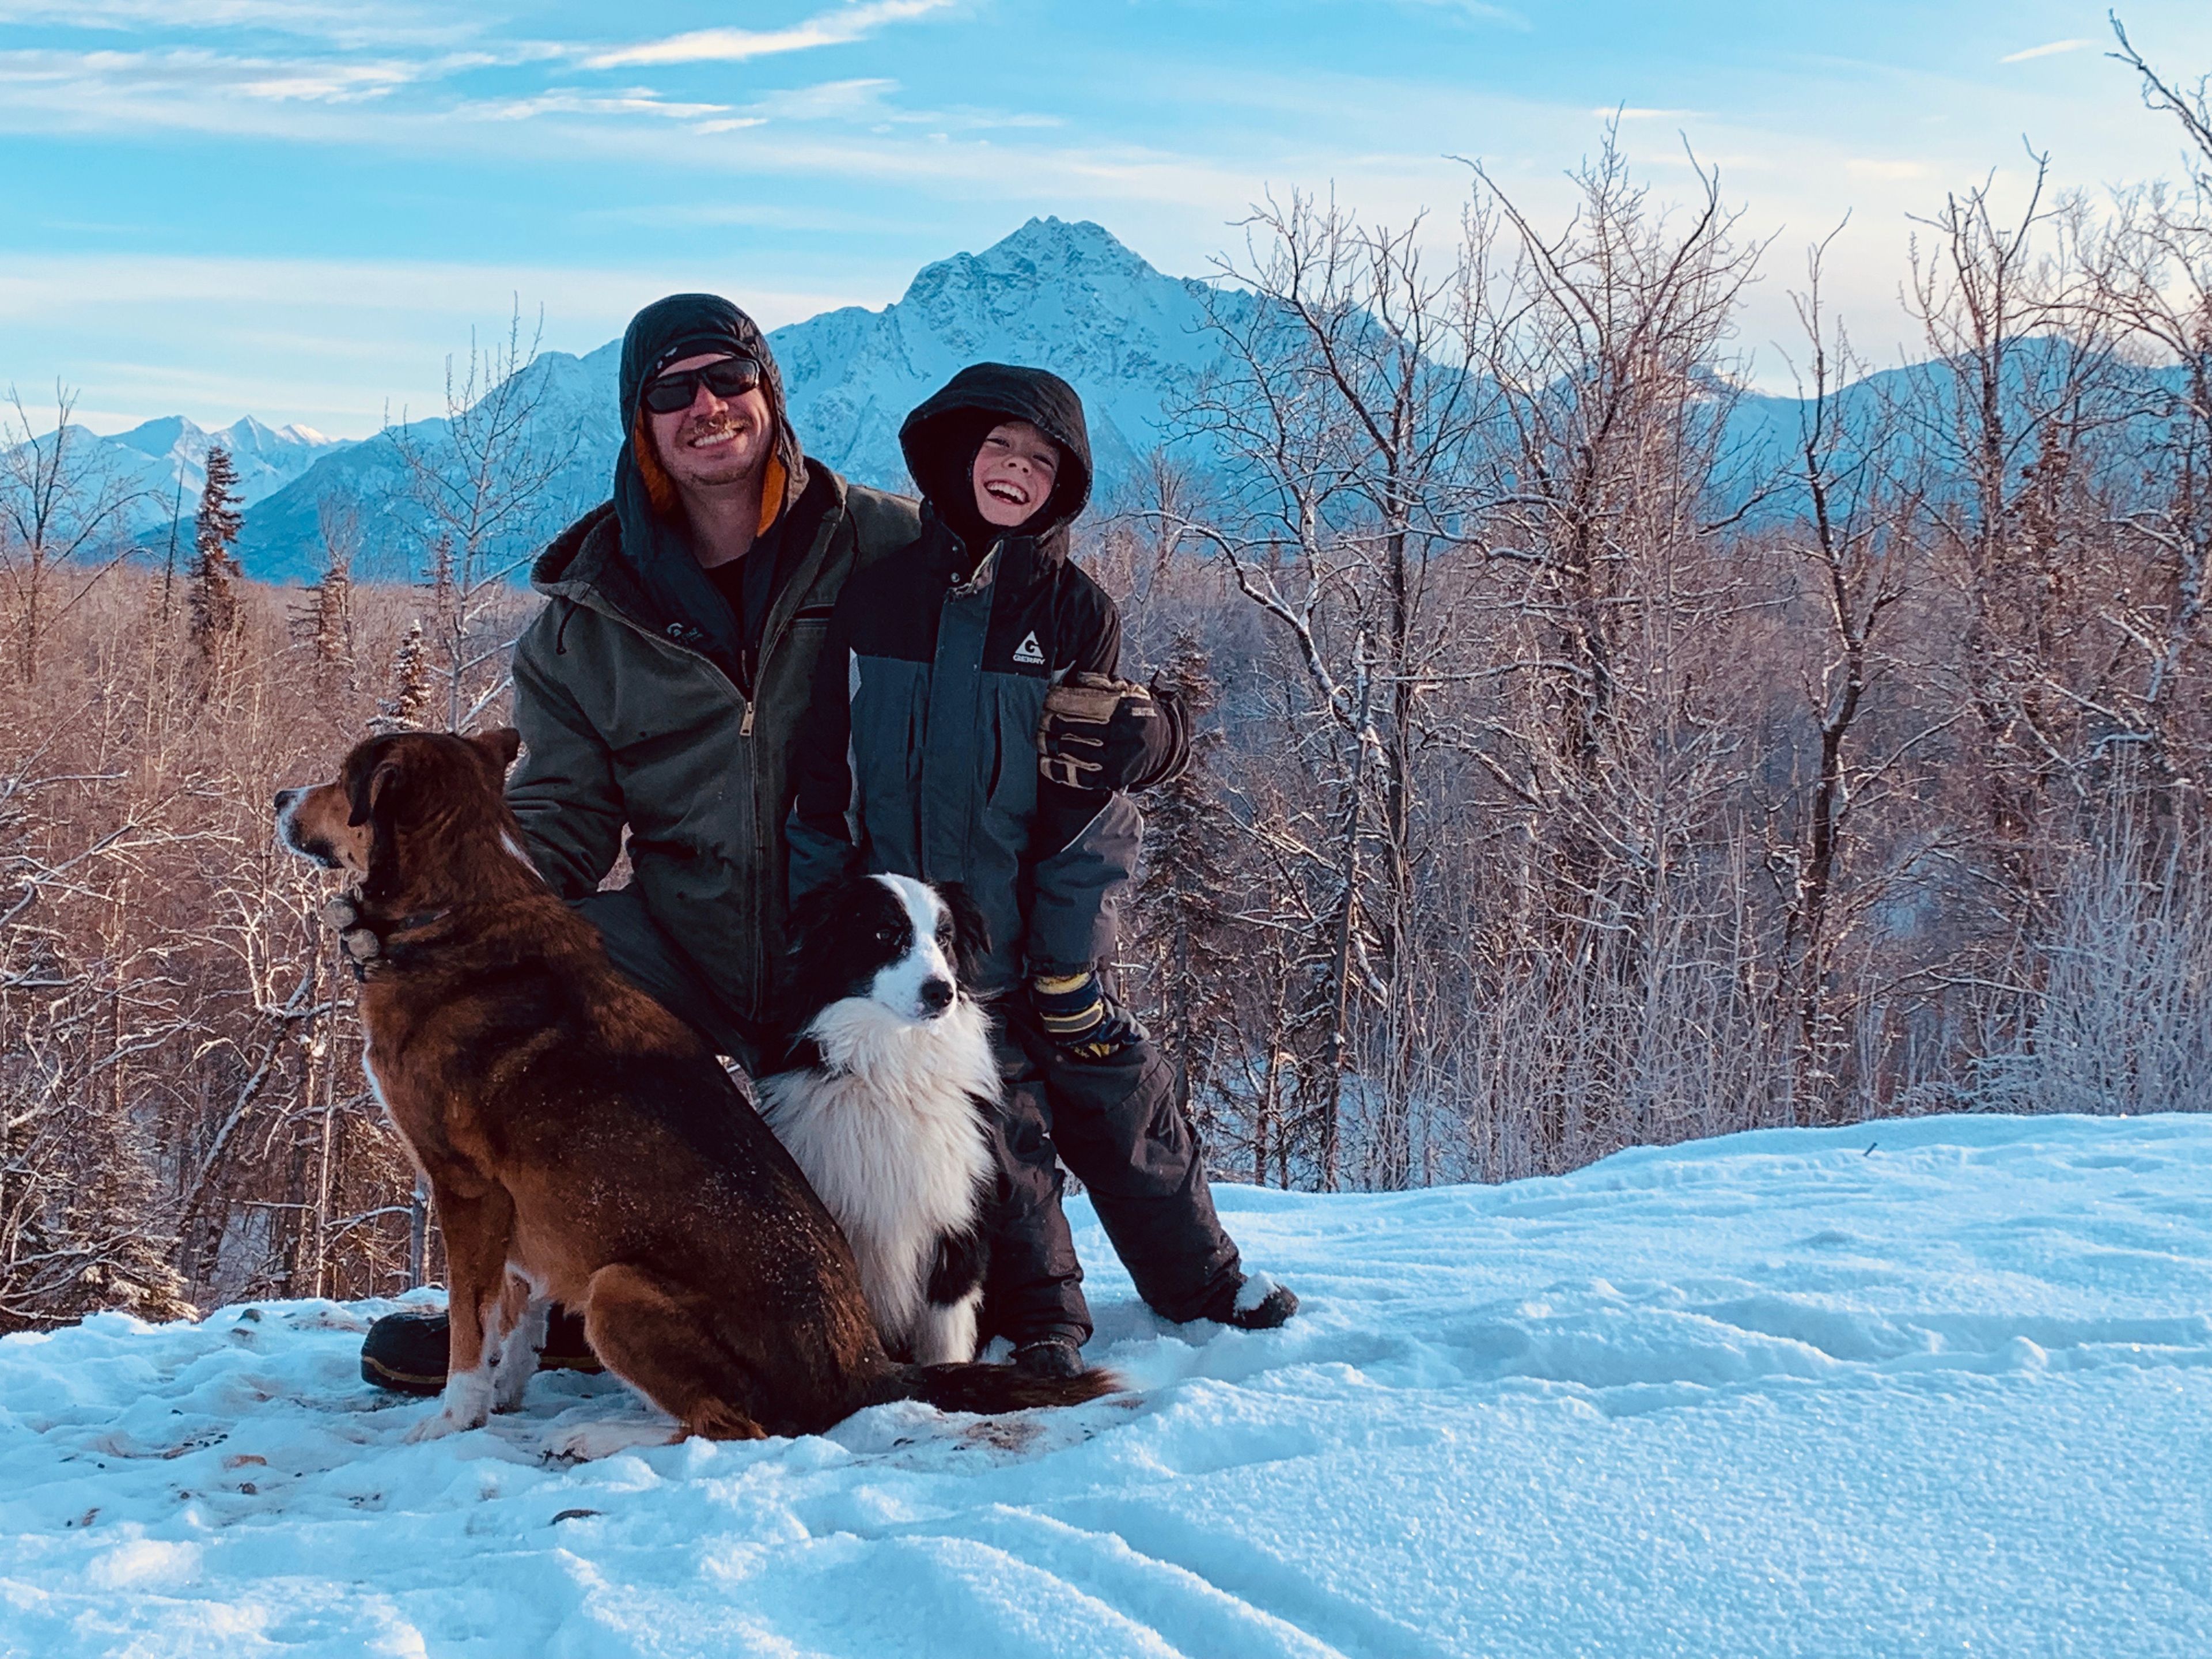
[390,302,581,733]
[1164,191,1491,1186]
[0,384,146,684]
[1761,232,1947,1108]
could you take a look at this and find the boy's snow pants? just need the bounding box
[980,1003,1244,1346]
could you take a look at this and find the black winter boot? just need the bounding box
[1010,1335,1086,1379]
[359,1308,448,1395]
[359,1304,601,1393]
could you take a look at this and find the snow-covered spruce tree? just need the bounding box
[292,500,358,688]
[298,556,354,684]
[369,619,434,734]
[1132,632,1242,1144]
[187,444,244,661]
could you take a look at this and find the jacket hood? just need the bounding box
[612,294,807,668]
[898,363,1092,556]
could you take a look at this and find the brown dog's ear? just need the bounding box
[347,748,410,902]
[347,752,403,828]
[472,727,522,775]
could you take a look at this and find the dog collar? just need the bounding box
[321,892,454,982]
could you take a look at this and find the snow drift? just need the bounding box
[3,1111,2207,1657]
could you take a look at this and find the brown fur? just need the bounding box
[275,730,1116,1450]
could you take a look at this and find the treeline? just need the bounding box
[3,43,2210,1326]
[1107,75,2212,1193]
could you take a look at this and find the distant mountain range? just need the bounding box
[9,217,2190,585]
[6,415,350,556]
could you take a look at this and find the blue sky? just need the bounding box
[6,0,2211,436]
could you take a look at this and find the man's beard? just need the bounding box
[666,415,768,487]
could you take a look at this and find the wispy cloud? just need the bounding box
[0,46,468,107]
[583,0,956,71]
[1999,39,2096,65]
[465,88,732,124]
[0,0,495,51]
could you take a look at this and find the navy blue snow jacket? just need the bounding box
[786,363,1184,992]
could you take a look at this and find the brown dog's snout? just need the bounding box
[275,787,304,813]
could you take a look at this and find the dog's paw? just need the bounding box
[404,1404,486,1444]
[406,1370,494,1442]
[544,1420,680,1463]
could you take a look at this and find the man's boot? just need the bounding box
[359,1305,601,1393]
[1202,1272,1299,1331]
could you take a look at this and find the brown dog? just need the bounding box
[275,729,1115,1457]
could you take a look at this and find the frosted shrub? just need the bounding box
[1977,822,2212,1118]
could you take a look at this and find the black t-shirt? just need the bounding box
[703,469,825,699]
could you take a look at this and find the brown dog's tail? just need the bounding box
[878,1361,1123,1414]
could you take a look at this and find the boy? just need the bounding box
[788,363,1297,1377]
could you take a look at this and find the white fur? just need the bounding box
[407,1340,495,1442]
[759,879,998,1364]
[547,1418,680,1462]
[488,1285,550,1412]
[499,831,539,877]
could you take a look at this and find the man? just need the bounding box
[358,292,918,1391]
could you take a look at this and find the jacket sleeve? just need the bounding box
[1025,589,1141,978]
[506,604,625,899]
[785,594,863,903]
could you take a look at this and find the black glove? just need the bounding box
[1037,673,1178,793]
[1031,970,1147,1060]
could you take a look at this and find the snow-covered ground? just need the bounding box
[5,1112,2209,1657]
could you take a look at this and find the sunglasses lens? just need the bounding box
[642,357,762,414]
[703,358,761,397]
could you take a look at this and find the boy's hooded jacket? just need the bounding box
[787,363,1183,991]
[503,295,918,1028]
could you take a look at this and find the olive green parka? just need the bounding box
[509,479,917,1026]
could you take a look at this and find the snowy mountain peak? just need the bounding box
[900,215,1171,305]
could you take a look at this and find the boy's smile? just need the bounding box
[971,420,1062,529]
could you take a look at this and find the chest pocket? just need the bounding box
[984,672,1047,816]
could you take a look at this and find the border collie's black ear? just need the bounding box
[936,882,991,986]
[783,881,846,963]
[472,727,522,777]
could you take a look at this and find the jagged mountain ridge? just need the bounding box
[231,217,1232,581]
[26,218,2194,584]
[6,415,350,542]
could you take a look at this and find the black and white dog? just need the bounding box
[759,874,999,1366]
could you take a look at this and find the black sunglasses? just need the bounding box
[641,356,762,414]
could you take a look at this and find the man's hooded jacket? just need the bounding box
[787,362,1182,992]
[504,294,918,1028]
